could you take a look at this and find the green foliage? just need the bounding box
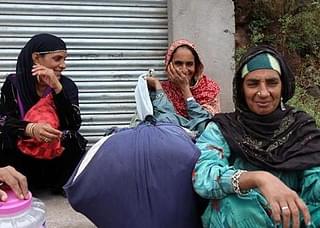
[297,56,320,88]
[288,86,320,127]
[281,2,320,57]
[234,47,248,65]
[248,8,274,45]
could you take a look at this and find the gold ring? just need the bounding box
[43,137,49,143]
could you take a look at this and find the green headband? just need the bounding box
[241,53,281,78]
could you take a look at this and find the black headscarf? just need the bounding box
[16,33,67,112]
[213,45,320,171]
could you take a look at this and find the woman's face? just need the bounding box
[37,51,67,79]
[171,46,196,81]
[243,69,282,115]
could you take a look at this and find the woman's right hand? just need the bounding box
[0,166,28,201]
[145,77,162,91]
[241,171,310,228]
[26,123,62,143]
[32,64,63,94]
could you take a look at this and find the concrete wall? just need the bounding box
[168,0,235,112]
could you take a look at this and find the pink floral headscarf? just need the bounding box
[164,39,204,81]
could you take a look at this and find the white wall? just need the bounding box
[168,0,235,112]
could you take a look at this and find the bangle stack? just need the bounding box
[232,170,248,195]
[26,123,37,137]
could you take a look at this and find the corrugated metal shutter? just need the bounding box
[0,0,168,146]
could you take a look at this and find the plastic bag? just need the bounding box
[134,69,154,121]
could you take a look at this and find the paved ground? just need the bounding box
[36,191,96,228]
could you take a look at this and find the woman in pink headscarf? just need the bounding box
[147,39,221,134]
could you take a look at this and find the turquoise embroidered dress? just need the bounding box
[193,122,320,228]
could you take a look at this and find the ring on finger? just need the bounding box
[281,206,289,211]
[41,136,49,143]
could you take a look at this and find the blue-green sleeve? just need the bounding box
[193,122,237,199]
[186,98,212,133]
[300,167,320,226]
[150,90,211,133]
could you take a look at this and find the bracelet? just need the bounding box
[155,92,164,99]
[186,96,195,102]
[232,170,248,195]
[26,123,35,137]
[29,123,38,138]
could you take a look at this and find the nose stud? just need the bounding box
[257,91,262,96]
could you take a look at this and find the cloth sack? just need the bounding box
[17,94,64,159]
[64,120,203,228]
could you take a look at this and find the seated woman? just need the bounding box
[193,45,320,227]
[0,33,86,193]
[146,39,220,133]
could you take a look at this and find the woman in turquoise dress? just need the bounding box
[193,45,320,228]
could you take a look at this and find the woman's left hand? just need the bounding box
[31,122,63,143]
[167,63,189,88]
[167,63,192,99]
[32,64,62,93]
[250,171,311,228]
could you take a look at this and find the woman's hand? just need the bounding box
[0,166,29,201]
[167,62,189,88]
[241,171,310,228]
[32,64,62,93]
[167,63,192,99]
[145,77,162,91]
[26,122,62,143]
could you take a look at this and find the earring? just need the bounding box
[280,97,286,111]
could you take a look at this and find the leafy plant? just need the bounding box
[248,10,273,45]
[234,46,248,65]
[288,86,320,127]
[281,3,320,57]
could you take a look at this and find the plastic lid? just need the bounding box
[0,190,32,215]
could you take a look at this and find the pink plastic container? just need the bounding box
[0,190,46,228]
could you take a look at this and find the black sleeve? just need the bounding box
[0,78,28,139]
[53,76,81,131]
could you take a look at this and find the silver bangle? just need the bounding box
[232,170,248,195]
[186,96,195,102]
[155,92,164,99]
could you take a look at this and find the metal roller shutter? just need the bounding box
[0,0,168,146]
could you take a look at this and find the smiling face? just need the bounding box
[36,51,67,79]
[171,46,196,82]
[243,69,282,115]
